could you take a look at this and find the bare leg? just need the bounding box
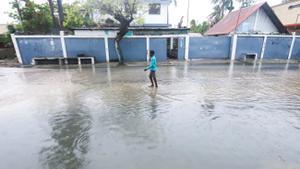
[152,72,158,87]
[149,72,154,87]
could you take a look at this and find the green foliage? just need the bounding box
[0,25,17,48]
[9,0,96,33]
[10,0,53,34]
[210,0,256,25]
[0,34,12,47]
[63,2,96,29]
[190,20,210,34]
[88,0,144,24]
[209,0,234,25]
[237,0,255,8]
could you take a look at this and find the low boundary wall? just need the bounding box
[11,32,300,65]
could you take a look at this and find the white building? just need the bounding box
[143,0,172,27]
[92,0,172,27]
[205,2,288,35]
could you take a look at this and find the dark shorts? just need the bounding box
[149,70,156,78]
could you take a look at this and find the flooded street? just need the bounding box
[0,63,300,169]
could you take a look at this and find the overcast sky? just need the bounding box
[0,0,283,25]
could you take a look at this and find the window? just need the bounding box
[149,3,161,15]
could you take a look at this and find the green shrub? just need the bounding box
[0,33,13,48]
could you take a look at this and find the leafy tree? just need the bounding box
[9,0,97,33]
[209,0,234,25]
[10,0,53,34]
[63,2,96,30]
[190,20,210,34]
[88,0,143,64]
[209,0,255,26]
[0,25,17,48]
[47,0,59,32]
[237,0,255,8]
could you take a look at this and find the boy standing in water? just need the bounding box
[144,50,158,88]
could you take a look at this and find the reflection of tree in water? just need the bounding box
[98,84,165,146]
[40,92,92,169]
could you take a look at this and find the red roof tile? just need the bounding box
[205,2,265,35]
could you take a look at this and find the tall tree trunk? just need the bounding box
[57,0,64,30]
[47,0,59,33]
[114,21,131,64]
[14,0,23,22]
[114,40,124,64]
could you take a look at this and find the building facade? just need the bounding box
[205,2,288,35]
[273,1,300,34]
[143,0,172,27]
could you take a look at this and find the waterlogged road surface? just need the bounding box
[0,63,300,169]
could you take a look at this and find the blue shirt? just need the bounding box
[147,56,157,71]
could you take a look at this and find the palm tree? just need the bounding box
[209,0,234,25]
[237,0,255,8]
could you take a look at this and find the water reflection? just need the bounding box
[0,63,300,169]
[96,84,164,146]
[149,88,158,120]
[39,91,92,169]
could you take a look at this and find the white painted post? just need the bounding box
[146,36,150,62]
[253,9,260,31]
[185,35,190,61]
[60,31,67,58]
[170,37,174,50]
[10,34,23,64]
[260,35,267,60]
[78,58,81,65]
[104,36,110,63]
[230,34,238,61]
[288,32,296,60]
[91,57,95,64]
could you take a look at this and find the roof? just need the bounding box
[272,1,300,25]
[205,2,288,35]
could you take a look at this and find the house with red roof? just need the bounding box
[205,2,289,36]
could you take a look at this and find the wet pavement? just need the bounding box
[0,63,300,169]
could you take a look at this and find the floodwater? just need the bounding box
[0,63,300,169]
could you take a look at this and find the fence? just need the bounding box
[11,32,300,65]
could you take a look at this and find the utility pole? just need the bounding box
[187,0,190,27]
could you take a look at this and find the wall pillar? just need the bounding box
[104,36,110,63]
[184,35,190,61]
[11,34,22,64]
[260,35,268,60]
[288,32,296,60]
[146,36,150,62]
[60,31,67,58]
[230,34,238,61]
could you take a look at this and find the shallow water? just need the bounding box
[0,63,300,169]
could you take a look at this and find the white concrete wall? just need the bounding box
[237,8,279,34]
[255,9,278,33]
